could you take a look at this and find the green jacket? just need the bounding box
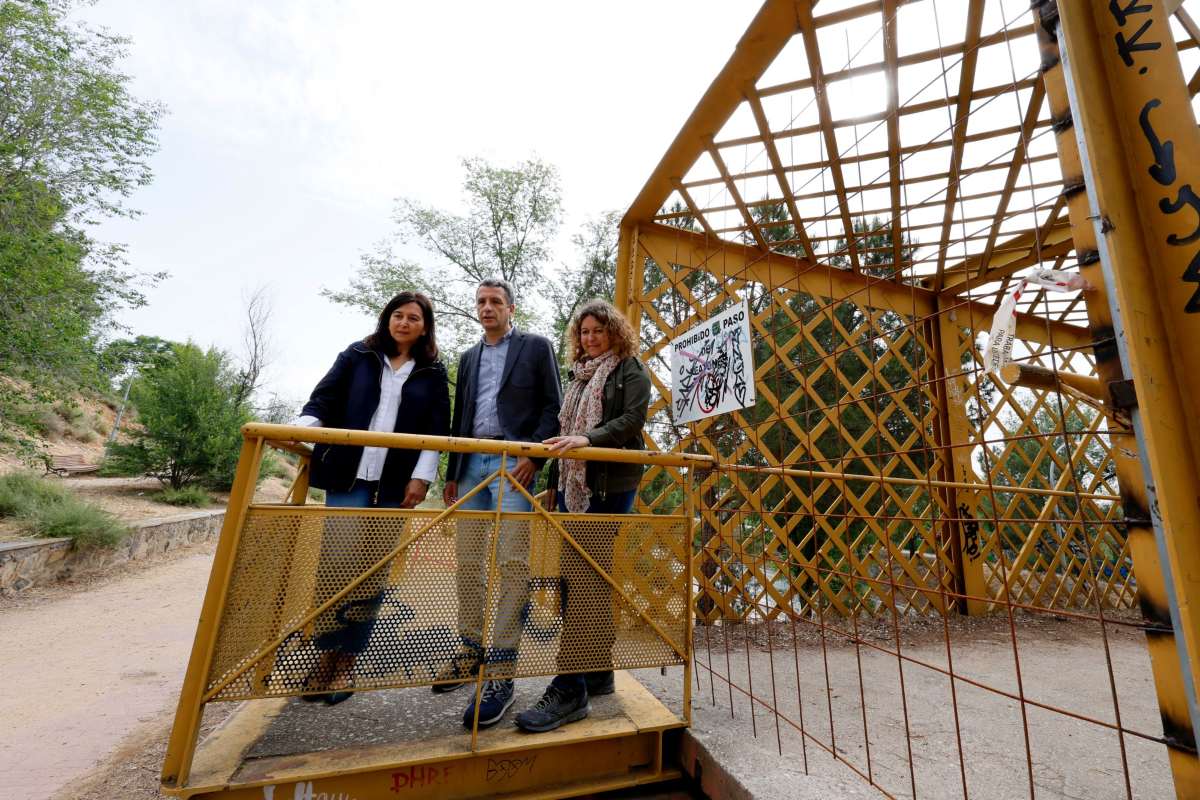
[562,356,652,497]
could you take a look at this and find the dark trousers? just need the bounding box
[551,489,636,694]
[312,480,403,656]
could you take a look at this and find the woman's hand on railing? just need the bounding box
[400,479,430,509]
[543,435,589,454]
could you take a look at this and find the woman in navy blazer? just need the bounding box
[296,291,450,704]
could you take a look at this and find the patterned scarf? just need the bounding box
[558,350,620,513]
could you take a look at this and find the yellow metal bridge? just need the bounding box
[163,1,1200,797]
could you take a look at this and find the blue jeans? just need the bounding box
[455,453,533,666]
[551,488,636,694]
[325,479,404,509]
[313,480,403,656]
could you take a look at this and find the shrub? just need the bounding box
[308,488,326,503]
[0,472,127,548]
[0,472,65,516]
[54,400,84,425]
[70,422,98,443]
[106,343,251,489]
[157,486,212,507]
[97,455,142,477]
[27,501,126,548]
[34,405,65,437]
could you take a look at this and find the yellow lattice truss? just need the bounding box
[619,0,1200,620]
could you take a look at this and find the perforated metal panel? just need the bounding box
[202,507,687,702]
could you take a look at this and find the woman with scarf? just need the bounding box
[514,298,651,732]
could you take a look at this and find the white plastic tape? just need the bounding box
[1025,267,1087,293]
[985,279,1025,372]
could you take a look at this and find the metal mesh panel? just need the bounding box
[203,507,687,702]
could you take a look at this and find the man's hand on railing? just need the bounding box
[510,456,536,487]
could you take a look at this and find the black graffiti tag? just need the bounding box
[486,756,536,782]
[1110,0,1152,27]
[958,503,981,560]
[1109,1,1161,73]
[1160,185,1200,246]
[1137,99,1200,313]
[1139,99,1175,185]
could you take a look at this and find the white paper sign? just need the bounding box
[670,300,756,424]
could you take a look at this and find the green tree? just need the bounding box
[323,156,562,353]
[745,200,807,257]
[0,0,164,227]
[830,216,913,278]
[106,343,251,489]
[0,0,164,459]
[548,210,620,367]
[98,334,175,383]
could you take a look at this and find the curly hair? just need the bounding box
[567,299,638,363]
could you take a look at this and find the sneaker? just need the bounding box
[432,649,482,694]
[514,684,590,732]
[462,679,515,729]
[585,671,615,697]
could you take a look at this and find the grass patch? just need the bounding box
[156,486,212,507]
[0,472,128,548]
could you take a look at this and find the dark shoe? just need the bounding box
[299,692,328,703]
[433,648,483,693]
[585,671,615,697]
[323,690,353,706]
[514,684,590,732]
[462,679,515,728]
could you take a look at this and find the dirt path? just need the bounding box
[0,545,215,800]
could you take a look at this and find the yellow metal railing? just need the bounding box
[161,424,710,793]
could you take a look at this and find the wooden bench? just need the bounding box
[46,453,100,477]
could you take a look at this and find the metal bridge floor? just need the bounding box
[179,671,684,799]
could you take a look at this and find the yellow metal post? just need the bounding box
[1053,0,1200,784]
[162,436,264,789]
[932,310,989,615]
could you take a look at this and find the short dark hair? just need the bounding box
[364,291,439,363]
[477,277,515,306]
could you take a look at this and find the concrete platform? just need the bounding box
[176,672,684,799]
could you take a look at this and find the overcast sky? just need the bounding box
[77,1,761,405]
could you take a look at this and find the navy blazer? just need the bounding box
[445,329,562,482]
[301,341,451,503]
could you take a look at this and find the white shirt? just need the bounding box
[296,357,439,484]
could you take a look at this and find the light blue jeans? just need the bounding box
[455,453,533,666]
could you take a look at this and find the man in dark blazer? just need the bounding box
[436,277,561,729]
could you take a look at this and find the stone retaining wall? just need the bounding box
[0,509,224,594]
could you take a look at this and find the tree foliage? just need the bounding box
[106,343,251,489]
[323,156,562,353]
[547,210,620,366]
[0,0,164,459]
[0,0,164,227]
